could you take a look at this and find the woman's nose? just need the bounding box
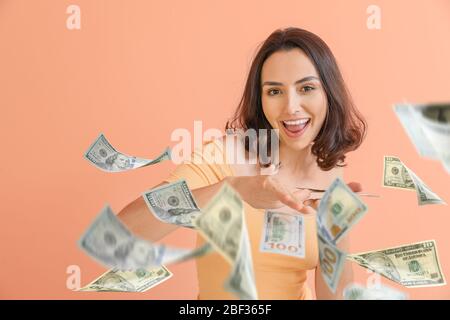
[286,89,302,114]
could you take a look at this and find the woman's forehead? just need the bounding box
[261,49,319,83]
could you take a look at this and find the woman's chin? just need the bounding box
[281,138,313,152]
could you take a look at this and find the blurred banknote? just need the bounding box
[394,103,450,173]
[143,179,201,228]
[347,240,446,288]
[383,156,445,205]
[317,232,346,293]
[78,205,212,270]
[224,221,258,300]
[84,133,171,172]
[78,265,172,292]
[317,177,368,244]
[343,283,407,300]
[260,210,305,258]
[194,183,258,300]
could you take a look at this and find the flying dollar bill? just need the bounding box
[347,240,446,288]
[78,205,212,270]
[317,232,346,293]
[194,183,258,300]
[343,283,407,300]
[78,265,172,292]
[224,221,258,300]
[260,210,305,258]
[383,156,445,205]
[84,133,171,172]
[317,177,368,244]
[142,179,201,228]
[194,183,244,264]
[394,103,450,174]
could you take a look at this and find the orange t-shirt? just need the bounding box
[163,138,319,299]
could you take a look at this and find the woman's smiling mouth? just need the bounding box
[281,118,311,138]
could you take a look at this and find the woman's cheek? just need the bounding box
[262,106,277,127]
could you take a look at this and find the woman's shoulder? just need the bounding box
[188,134,235,168]
[200,133,260,176]
[197,134,228,162]
[201,132,242,160]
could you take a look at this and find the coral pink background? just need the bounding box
[0,0,449,299]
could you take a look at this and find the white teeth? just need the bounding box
[283,119,309,125]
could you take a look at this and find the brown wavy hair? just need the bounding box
[226,27,367,171]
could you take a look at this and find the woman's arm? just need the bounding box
[117,174,312,243]
[315,235,354,300]
[117,179,230,242]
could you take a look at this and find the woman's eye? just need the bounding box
[302,86,315,92]
[267,88,280,96]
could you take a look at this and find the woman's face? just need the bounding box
[261,48,328,151]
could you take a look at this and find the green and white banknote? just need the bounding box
[260,210,305,258]
[383,156,445,205]
[224,219,258,300]
[79,265,172,292]
[84,133,171,172]
[317,232,346,293]
[394,103,450,174]
[317,177,368,244]
[79,205,212,270]
[343,283,407,300]
[143,179,201,228]
[347,240,446,288]
[194,183,258,300]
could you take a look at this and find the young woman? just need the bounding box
[117,27,366,300]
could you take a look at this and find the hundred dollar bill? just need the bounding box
[84,133,171,172]
[79,205,212,270]
[317,232,346,293]
[382,156,415,190]
[394,103,450,174]
[194,183,257,300]
[317,177,368,244]
[347,240,446,288]
[194,183,244,264]
[78,265,172,292]
[224,221,258,300]
[408,169,446,205]
[260,211,305,258]
[343,283,407,300]
[143,179,201,228]
[383,156,445,205]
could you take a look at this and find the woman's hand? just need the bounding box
[225,175,313,214]
[303,181,363,210]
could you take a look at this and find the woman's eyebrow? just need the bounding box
[262,76,320,87]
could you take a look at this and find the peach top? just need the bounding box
[164,138,318,299]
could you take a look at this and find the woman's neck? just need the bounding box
[278,143,316,178]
